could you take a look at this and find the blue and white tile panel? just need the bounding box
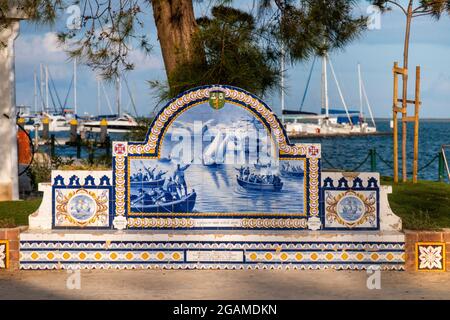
[321,172,380,231]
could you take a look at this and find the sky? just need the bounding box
[13,1,450,119]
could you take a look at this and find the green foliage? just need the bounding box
[2,0,367,101]
[0,199,42,227]
[151,2,366,100]
[28,154,75,190]
[371,0,450,18]
[382,177,450,230]
[0,0,62,23]
[125,117,154,142]
[258,0,367,60]
[151,5,281,100]
[57,0,152,78]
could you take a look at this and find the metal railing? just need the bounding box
[323,147,448,182]
[439,145,450,182]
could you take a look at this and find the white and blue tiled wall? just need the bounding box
[51,171,113,230]
[321,172,381,231]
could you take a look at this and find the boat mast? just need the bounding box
[116,75,121,117]
[321,54,329,118]
[300,56,316,111]
[73,58,78,116]
[97,78,101,116]
[280,45,285,123]
[40,64,44,112]
[327,54,353,125]
[45,65,49,113]
[33,69,38,113]
[358,63,364,120]
[360,73,377,128]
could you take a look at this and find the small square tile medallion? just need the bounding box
[416,242,446,272]
[53,188,111,228]
[0,240,9,269]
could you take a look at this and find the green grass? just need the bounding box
[382,177,450,230]
[0,199,42,228]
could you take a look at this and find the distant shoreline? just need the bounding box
[375,118,450,122]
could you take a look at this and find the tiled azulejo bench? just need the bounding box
[20,231,405,270]
[19,85,405,270]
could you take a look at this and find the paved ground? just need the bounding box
[0,270,449,300]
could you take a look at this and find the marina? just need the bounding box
[281,54,379,138]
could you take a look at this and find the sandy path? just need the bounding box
[0,270,449,300]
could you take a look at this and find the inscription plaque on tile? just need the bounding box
[186,250,244,262]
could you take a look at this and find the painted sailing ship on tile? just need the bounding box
[128,96,306,216]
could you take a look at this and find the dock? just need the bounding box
[288,131,392,139]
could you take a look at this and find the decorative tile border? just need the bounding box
[0,240,9,269]
[416,242,446,272]
[20,234,405,270]
[126,217,309,230]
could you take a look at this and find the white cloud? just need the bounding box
[129,48,163,71]
[17,32,66,60]
[15,32,71,80]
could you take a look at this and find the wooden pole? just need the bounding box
[69,118,78,144]
[413,66,421,183]
[401,68,408,183]
[34,124,39,150]
[393,62,399,183]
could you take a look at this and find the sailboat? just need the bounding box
[282,53,377,136]
[22,63,74,132]
[81,75,139,133]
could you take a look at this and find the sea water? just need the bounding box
[295,120,450,181]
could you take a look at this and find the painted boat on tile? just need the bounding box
[129,178,166,188]
[131,191,197,213]
[236,176,283,192]
[281,170,304,178]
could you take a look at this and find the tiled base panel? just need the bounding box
[20,231,405,270]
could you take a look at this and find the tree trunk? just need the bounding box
[401,1,413,182]
[151,0,200,82]
[403,1,413,70]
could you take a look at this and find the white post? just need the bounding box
[0,21,20,200]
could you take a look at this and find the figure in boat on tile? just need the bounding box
[130,162,196,213]
[130,162,167,187]
[280,162,304,178]
[173,163,191,196]
[236,166,283,192]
